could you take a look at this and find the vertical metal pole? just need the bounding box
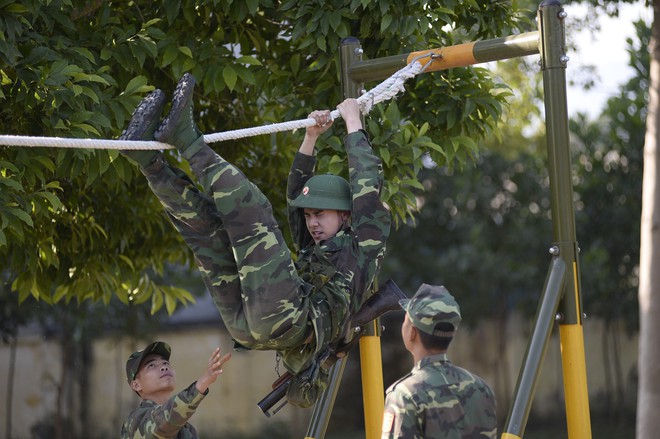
[304,36,386,439]
[538,1,592,438]
[305,359,348,439]
[501,257,566,438]
[302,36,366,439]
[339,36,364,98]
[340,37,386,439]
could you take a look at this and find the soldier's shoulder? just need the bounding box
[386,369,436,397]
[452,364,494,389]
[121,405,147,437]
[385,372,413,395]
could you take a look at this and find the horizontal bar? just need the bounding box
[349,31,540,83]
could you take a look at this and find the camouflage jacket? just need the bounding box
[283,130,391,373]
[382,353,497,439]
[121,383,207,439]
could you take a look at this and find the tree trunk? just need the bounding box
[637,1,660,437]
[5,336,17,439]
[79,339,92,438]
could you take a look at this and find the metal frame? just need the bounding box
[304,2,592,438]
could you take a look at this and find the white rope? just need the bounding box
[0,56,431,150]
[0,136,172,150]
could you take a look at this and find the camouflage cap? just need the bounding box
[125,341,171,382]
[399,284,461,337]
[290,174,351,211]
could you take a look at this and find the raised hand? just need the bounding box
[195,347,232,394]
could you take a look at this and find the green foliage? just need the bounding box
[0,0,527,310]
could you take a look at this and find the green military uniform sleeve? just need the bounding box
[286,152,316,251]
[344,130,391,258]
[382,375,424,439]
[120,382,207,439]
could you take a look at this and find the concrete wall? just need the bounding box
[1,327,312,439]
[448,313,638,420]
[0,314,638,438]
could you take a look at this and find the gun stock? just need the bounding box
[351,279,405,328]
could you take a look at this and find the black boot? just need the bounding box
[120,89,166,168]
[350,279,407,328]
[154,73,206,159]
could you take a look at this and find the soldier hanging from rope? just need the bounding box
[120,73,405,407]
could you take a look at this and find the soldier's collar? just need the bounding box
[415,353,450,370]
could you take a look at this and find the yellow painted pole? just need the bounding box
[340,38,386,439]
[558,263,592,438]
[359,320,385,439]
[559,324,592,438]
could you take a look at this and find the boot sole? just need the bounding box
[154,73,196,143]
[120,90,166,141]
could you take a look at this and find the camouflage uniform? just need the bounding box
[121,382,206,439]
[381,353,497,439]
[140,129,390,376]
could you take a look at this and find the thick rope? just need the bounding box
[0,56,432,150]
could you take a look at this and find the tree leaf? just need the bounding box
[222,65,237,91]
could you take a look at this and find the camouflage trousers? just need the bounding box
[142,143,311,351]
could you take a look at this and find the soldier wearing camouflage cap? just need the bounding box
[121,341,231,439]
[382,284,497,439]
[121,74,392,408]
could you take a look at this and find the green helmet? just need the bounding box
[290,174,351,211]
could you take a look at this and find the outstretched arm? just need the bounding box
[288,109,334,249]
[338,98,390,240]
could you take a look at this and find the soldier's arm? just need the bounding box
[122,384,207,439]
[286,110,334,250]
[287,152,316,251]
[337,99,363,134]
[299,109,333,156]
[337,101,391,256]
[150,384,207,436]
[382,388,424,439]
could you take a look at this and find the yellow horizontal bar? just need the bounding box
[407,42,478,73]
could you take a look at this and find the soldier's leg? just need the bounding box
[187,147,311,348]
[119,88,256,347]
[155,74,310,349]
[140,158,260,347]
